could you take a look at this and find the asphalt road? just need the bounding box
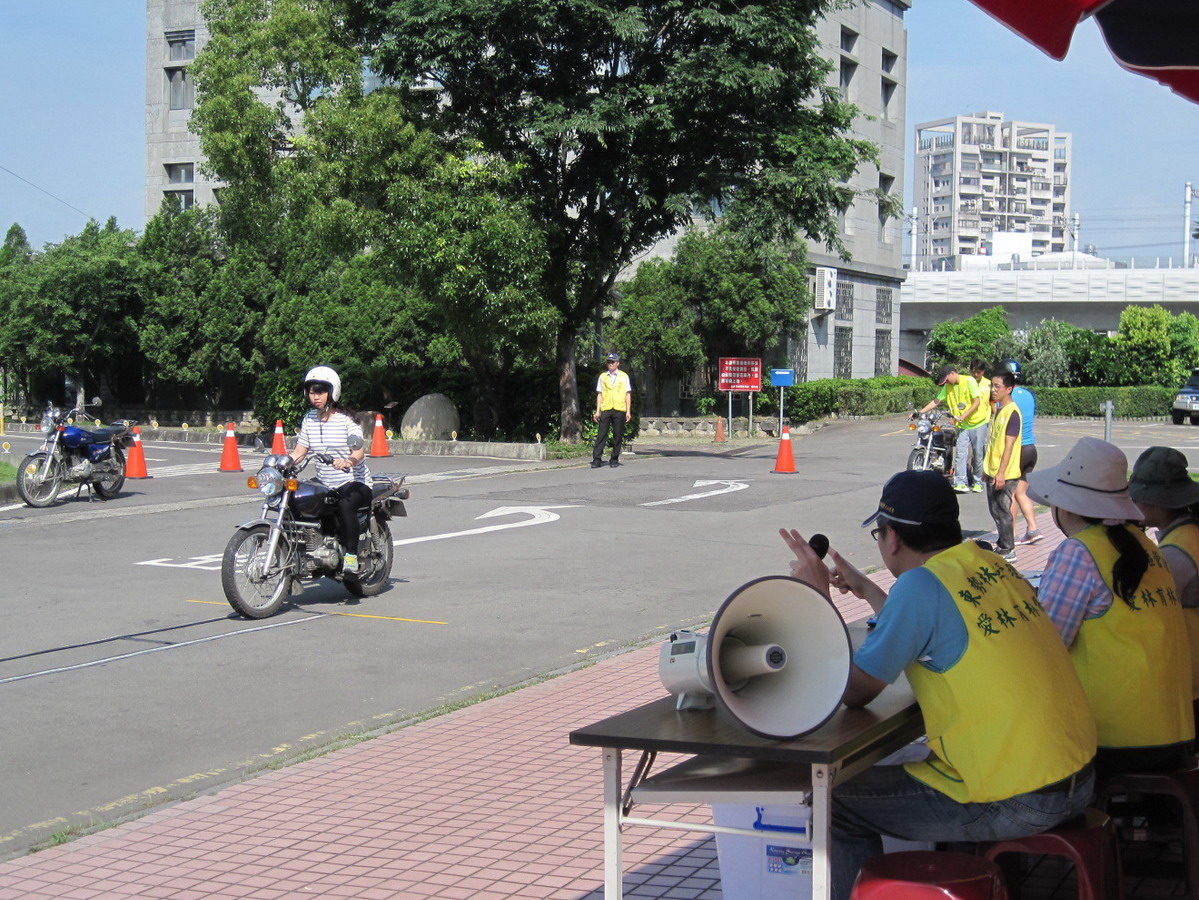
[2,414,1198,857]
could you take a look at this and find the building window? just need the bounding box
[167,67,193,110]
[881,78,897,118]
[164,190,195,211]
[835,279,854,320]
[839,58,857,100]
[881,49,897,74]
[166,30,196,61]
[878,174,895,233]
[875,287,893,324]
[834,326,853,379]
[840,28,858,54]
[874,330,892,376]
[165,163,194,184]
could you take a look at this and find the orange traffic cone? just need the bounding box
[219,422,243,472]
[771,425,797,474]
[125,425,151,479]
[368,414,391,457]
[713,415,726,443]
[271,419,286,454]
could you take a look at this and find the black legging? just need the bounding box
[332,481,373,554]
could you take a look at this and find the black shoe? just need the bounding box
[591,460,604,468]
[609,460,621,468]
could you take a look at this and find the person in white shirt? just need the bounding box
[288,365,371,574]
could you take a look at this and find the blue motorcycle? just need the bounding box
[17,398,137,507]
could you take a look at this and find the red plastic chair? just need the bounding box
[851,850,1008,900]
[975,808,1120,900]
[1096,767,1199,900]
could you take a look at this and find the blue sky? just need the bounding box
[2,2,1198,265]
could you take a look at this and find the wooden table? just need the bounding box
[570,683,923,900]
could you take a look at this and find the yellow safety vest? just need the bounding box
[904,542,1096,802]
[1071,524,1194,748]
[983,401,1021,480]
[941,378,988,429]
[1158,520,1199,700]
[598,370,631,411]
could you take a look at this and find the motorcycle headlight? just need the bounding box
[256,467,285,498]
[916,420,931,434]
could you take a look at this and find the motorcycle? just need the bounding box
[906,410,956,476]
[220,436,409,618]
[17,398,136,507]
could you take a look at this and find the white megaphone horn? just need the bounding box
[658,574,852,740]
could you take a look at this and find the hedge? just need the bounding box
[757,378,1174,424]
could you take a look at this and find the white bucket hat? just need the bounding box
[1026,436,1142,523]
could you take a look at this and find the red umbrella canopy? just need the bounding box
[970,0,1199,104]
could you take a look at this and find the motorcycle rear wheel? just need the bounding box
[16,452,62,507]
[344,516,394,598]
[221,525,293,619]
[93,447,126,499]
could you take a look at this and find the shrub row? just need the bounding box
[756,378,1174,424]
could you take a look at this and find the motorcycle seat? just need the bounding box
[78,427,122,444]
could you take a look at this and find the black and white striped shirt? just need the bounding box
[297,410,370,488]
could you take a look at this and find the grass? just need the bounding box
[0,460,16,484]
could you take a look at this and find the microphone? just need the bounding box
[809,533,829,559]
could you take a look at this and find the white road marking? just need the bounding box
[640,479,750,507]
[393,505,578,546]
[0,503,23,513]
[136,554,223,571]
[143,463,231,478]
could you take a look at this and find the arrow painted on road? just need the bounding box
[640,480,749,507]
[393,505,578,546]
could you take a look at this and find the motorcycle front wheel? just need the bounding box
[221,525,293,619]
[905,448,927,471]
[92,447,126,499]
[344,516,394,599]
[16,452,63,507]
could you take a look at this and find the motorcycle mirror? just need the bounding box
[347,435,365,451]
[90,397,102,407]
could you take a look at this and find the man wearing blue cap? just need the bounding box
[782,470,1096,900]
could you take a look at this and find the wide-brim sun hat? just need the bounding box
[1026,436,1142,522]
[1128,446,1199,509]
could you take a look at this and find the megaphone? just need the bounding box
[658,575,852,740]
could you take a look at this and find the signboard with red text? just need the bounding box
[718,357,762,392]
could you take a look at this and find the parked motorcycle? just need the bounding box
[17,399,136,507]
[220,437,409,618]
[906,410,956,476]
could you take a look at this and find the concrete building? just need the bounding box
[145,0,216,220]
[899,262,1199,366]
[913,111,1072,272]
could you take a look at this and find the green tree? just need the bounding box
[925,306,1012,371]
[0,223,32,268]
[345,0,886,439]
[138,200,269,409]
[1111,305,1173,386]
[1168,311,1199,384]
[193,2,557,435]
[4,219,142,406]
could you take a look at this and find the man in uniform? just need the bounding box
[592,351,632,468]
[916,365,988,493]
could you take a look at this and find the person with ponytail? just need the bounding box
[1029,437,1194,778]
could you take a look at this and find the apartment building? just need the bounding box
[913,111,1072,272]
[145,0,215,219]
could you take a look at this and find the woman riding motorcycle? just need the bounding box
[288,366,371,574]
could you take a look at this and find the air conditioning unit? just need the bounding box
[812,267,837,313]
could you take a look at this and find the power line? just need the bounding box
[0,162,95,223]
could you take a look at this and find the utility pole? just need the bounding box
[1185,182,1197,268]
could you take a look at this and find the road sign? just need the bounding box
[770,368,795,387]
[718,358,762,392]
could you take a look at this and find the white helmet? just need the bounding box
[302,365,342,402]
